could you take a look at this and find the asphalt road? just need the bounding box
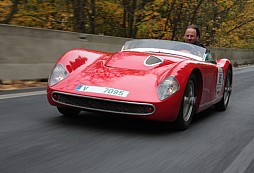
[1,66,254,173]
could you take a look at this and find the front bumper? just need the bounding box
[47,88,183,122]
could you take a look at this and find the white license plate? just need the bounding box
[75,85,129,97]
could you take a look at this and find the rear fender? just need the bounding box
[216,58,233,85]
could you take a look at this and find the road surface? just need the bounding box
[1,66,254,173]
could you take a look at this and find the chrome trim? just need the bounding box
[51,91,156,116]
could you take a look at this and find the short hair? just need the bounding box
[186,25,201,38]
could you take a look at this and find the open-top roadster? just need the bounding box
[47,39,232,130]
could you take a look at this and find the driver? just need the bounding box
[184,25,205,48]
[184,25,215,63]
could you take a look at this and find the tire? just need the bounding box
[215,69,232,111]
[174,74,197,131]
[57,107,81,117]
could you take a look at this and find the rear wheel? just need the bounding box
[174,74,197,131]
[215,69,232,111]
[57,107,81,117]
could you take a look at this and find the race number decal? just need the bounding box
[216,67,224,93]
[75,85,129,97]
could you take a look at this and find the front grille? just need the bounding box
[52,92,155,115]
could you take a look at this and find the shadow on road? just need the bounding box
[48,106,220,136]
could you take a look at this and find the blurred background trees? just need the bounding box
[0,0,253,48]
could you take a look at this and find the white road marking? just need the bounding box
[223,137,254,173]
[0,91,45,100]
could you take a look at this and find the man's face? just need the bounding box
[184,28,198,44]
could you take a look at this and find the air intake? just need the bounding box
[145,55,163,66]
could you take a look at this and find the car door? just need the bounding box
[200,62,218,106]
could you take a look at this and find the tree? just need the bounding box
[0,0,19,24]
[0,0,253,48]
[70,0,86,33]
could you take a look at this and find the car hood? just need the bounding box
[54,51,185,101]
[104,51,183,70]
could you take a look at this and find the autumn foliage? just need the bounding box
[1,0,253,48]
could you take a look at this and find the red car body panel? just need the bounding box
[47,40,232,122]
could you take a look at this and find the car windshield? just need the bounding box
[121,39,207,61]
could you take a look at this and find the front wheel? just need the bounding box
[174,74,197,131]
[57,107,81,117]
[215,69,232,111]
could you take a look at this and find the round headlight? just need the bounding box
[157,76,180,100]
[48,64,68,87]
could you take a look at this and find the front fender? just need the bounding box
[55,49,112,74]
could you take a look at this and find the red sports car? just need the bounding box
[47,39,232,130]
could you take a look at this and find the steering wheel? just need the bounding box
[172,44,199,56]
